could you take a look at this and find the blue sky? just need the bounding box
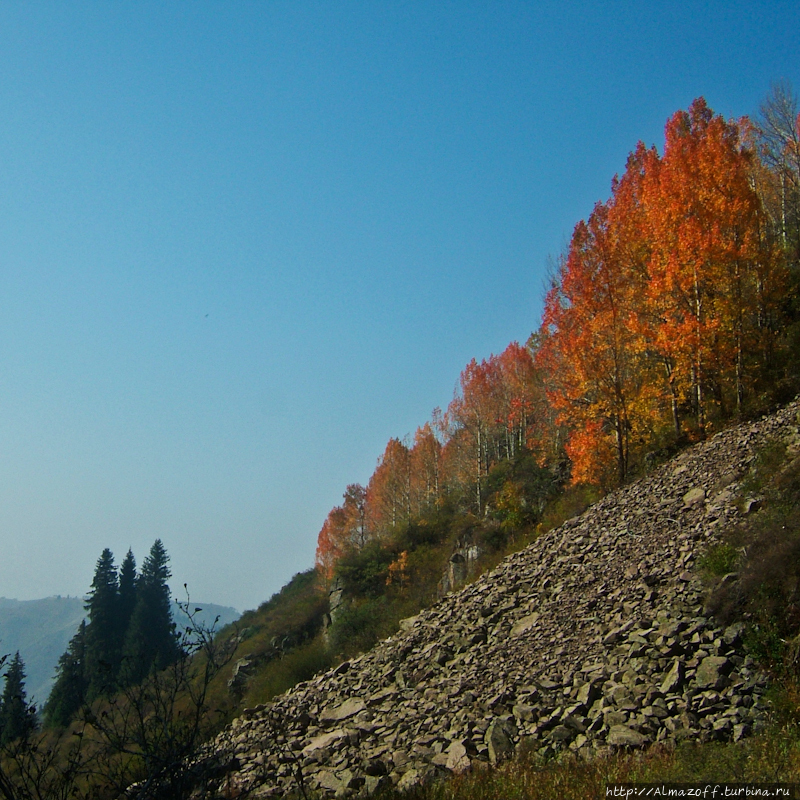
[0,2,797,612]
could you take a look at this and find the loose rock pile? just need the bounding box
[202,403,800,798]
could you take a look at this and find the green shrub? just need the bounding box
[536,483,601,534]
[739,439,788,500]
[698,542,740,576]
[335,542,395,598]
[328,597,394,656]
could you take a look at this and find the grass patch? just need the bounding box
[535,483,601,535]
[698,542,740,576]
[243,637,331,705]
[738,439,789,501]
[372,726,800,800]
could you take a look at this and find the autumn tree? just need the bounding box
[538,197,650,485]
[447,357,504,510]
[443,344,549,504]
[408,422,442,514]
[496,341,542,458]
[643,98,770,428]
[315,506,349,583]
[315,483,371,583]
[366,438,411,533]
[756,81,800,263]
[343,484,368,548]
[538,97,788,487]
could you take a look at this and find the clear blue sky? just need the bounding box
[0,2,797,612]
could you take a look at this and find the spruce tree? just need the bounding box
[84,548,121,699]
[121,540,179,685]
[43,620,87,728]
[118,548,138,635]
[0,652,36,744]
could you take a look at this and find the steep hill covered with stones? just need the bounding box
[201,402,800,799]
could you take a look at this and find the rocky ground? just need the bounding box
[199,402,800,798]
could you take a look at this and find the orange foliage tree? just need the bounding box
[316,94,795,577]
[366,438,412,534]
[538,197,651,485]
[446,343,543,509]
[315,505,349,583]
[408,422,443,515]
[314,483,369,582]
[538,98,787,485]
[643,98,767,431]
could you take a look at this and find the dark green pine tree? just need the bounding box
[0,652,36,744]
[43,620,87,728]
[118,548,138,636]
[84,548,121,700]
[121,540,179,685]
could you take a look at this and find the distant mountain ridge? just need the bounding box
[0,596,240,705]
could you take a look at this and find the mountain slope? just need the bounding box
[0,596,240,704]
[198,402,800,797]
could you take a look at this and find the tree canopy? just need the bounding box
[45,541,179,728]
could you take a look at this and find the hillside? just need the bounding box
[188,401,800,797]
[0,596,240,705]
[0,90,795,800]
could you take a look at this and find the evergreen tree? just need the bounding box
[0,652,36,744]
[84,548,121,699]
[43,620,87,728]
[121,540,179,685]
[118,547,138,635]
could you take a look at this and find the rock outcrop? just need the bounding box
[201,403,800,798]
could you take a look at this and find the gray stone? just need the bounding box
[550,725,574,743]
[732,723,751,742]
[364,775,388,795]
[723,623,745,647]
[607,725,646,747]
[320,697,366,723]
[660,659,684,694]
[511,613,540,637]
[696,657,731,690]
[683,487,706,508]
[576,681,600,706]
[397,769,422,790]
[302,729,348,755]
[512,704,537,723]
[445,740,470,773]
[316,771,343,793]
[485,719,514,765]
[742,497,762,515]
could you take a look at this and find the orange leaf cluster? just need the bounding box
[316,96,797,577]
[538,98,788,485]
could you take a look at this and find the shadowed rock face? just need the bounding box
[199,403,800,798]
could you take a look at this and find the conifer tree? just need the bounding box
[118,548,138,636]
[0,652,36,744]
[84,548,121,699]
[43,620,87,728]
[121,540,179,685]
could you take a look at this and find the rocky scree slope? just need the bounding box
[202,403,800,798]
